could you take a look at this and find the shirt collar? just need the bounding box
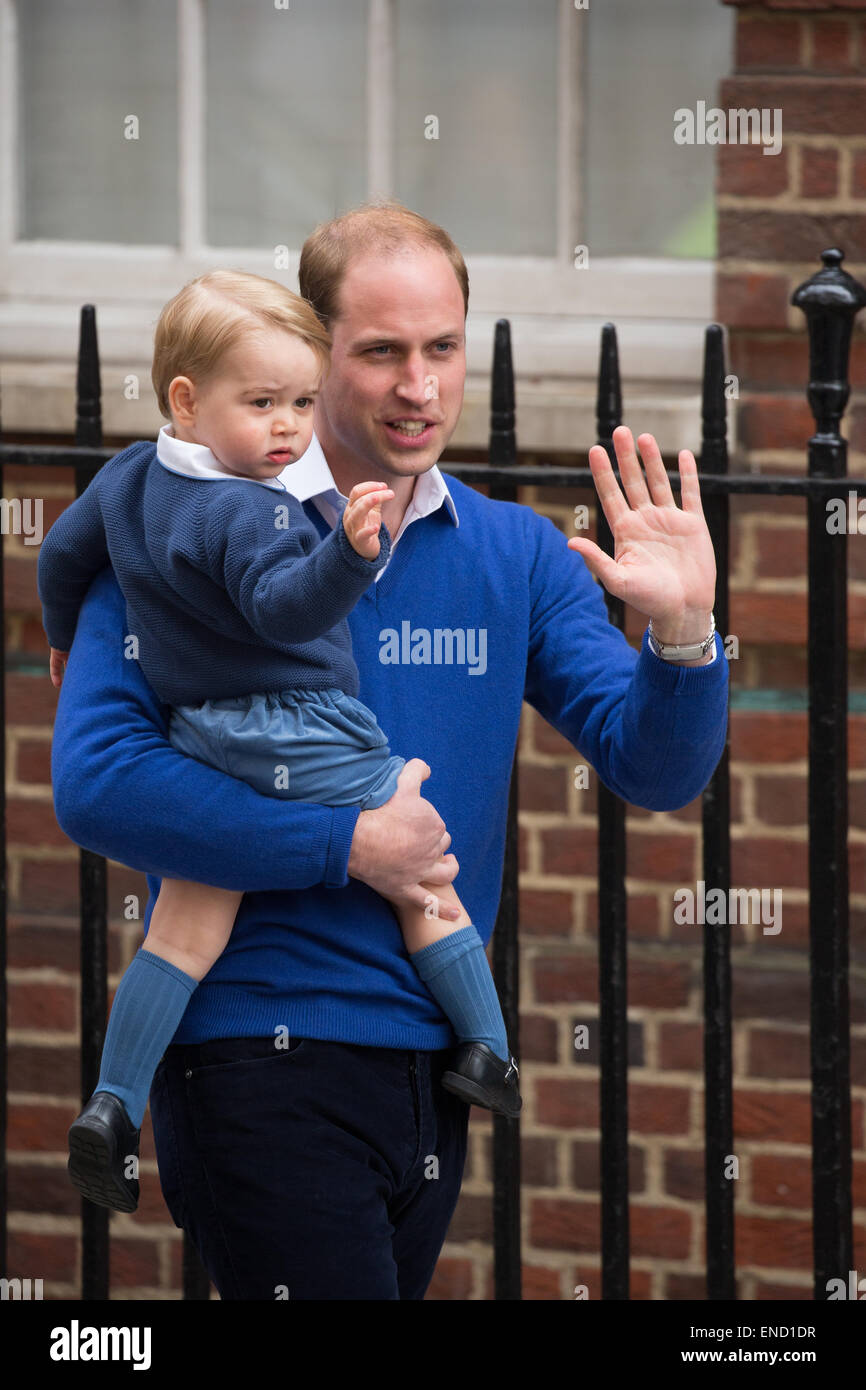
[155,424,287,491]
[277,432,459,533]
[155,424,459,532]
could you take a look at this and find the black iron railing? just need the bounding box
[0,248,863,1301]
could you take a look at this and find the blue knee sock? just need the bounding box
[95,948,198,1128]
[410,925,509,1061]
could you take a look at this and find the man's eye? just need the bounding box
[434,342,456,353]
[253,397,274,409]
[367,345,392,356]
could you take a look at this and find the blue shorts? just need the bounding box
[168,687,406,811]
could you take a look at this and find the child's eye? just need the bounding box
[253,397,274,409]
[293,397,314,410]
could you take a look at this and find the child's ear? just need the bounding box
[168,376,198,425]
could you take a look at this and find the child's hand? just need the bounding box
[49,647,69,688]
[342,482,394,561]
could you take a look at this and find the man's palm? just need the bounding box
[567,426,716,624]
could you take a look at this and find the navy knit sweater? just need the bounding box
[47,466,730,1049]
[37,441,391,706]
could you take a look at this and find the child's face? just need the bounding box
[171,327,322,481]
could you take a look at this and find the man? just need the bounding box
[50,201,727,1300]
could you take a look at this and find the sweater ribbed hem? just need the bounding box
[172,990,455,1050]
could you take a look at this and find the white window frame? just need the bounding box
[0,0,717,447]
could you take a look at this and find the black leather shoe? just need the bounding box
[441,1043,522,1118]
[68,1092,141,1213]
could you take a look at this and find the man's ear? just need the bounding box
[168,375,198,426]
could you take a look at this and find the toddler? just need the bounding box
[38,269,520,1214]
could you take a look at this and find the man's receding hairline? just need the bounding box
[329,242,467,324]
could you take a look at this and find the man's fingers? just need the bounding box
[611,426,652,511]
[567,537,624,595]
[396,757,431,792]
[587,444,632,532]
[420,852,459,886]
[678,450,705,516]
[636,432,677,509]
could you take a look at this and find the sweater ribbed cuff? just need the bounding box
[324,804,362,888]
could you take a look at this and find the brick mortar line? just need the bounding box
[7,966,77,982]
[7,1033,80,1048]
[522,943,845,970]
[522,809,704,829]
[7,786,56,801]
[518,1063,852,1096]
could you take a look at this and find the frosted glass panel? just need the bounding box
[394,0,558,256]
[205,0,367,248]
[583,0,735,258]
[18,0,178,243]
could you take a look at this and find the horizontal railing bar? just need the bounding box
[443,468,866,496]
[2,446,866,497]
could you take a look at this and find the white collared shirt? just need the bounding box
[157,425,459,582]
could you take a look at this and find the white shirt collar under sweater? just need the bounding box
[156,425,459,581]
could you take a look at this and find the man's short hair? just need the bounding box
[151,268,331,419]
[298,199,469,330]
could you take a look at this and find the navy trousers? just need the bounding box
[149,1034,470,1300]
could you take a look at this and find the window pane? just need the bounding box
[583,0,735,258]
[394,0,558,256]
[18,0,178,243]
[205,0,367,248]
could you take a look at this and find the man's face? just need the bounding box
[314,247,466,482]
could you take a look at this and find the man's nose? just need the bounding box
[394,354,431,404]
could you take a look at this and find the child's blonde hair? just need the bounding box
[151,269,331,419]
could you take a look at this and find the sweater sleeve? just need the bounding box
[50,565,360,890]
[37,474,111,651]
[523,510,729,811]
[202,491,392,646]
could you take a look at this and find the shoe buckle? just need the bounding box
[504,1058,519,1081]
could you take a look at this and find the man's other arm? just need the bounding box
[50,566,359,890]
[523,510,729,812]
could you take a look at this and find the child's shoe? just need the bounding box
[442,1043,522,1118]
[67,1092,141,1213]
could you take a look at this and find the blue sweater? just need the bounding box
[36,441,391,706]
[49,473,729,1049]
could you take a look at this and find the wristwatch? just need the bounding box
[647,613,716,663]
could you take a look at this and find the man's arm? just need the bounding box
[523,509,728,813]
[51,565,360,891]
